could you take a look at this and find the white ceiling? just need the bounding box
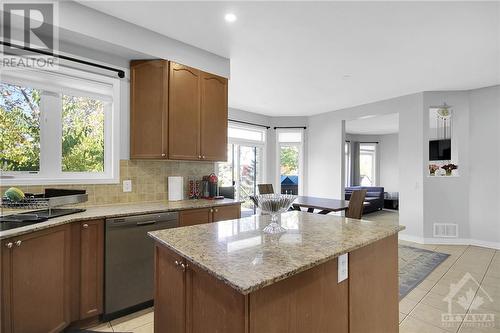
[80,1,500,117]
[346,113,399,135]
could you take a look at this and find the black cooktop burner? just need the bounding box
[0,208,86,231]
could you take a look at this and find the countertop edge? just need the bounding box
[0,199,243,240]
[149,225,405,295]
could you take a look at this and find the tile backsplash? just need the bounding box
[1,160,215,206]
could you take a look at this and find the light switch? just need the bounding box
[338,253,348,283]
[123,180,132,192]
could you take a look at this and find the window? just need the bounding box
[277,129,304,195]
[217,123,266,215]
[345,142,351,187]
[0,67,120,184]
[359,143,377,186]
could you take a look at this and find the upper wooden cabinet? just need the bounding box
[130,60,169,159]
[130,60,228,161]
[168,62,202,160]
[200,72,228,161]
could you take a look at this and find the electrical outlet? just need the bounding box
[338,253,348,283]
[123,180,132,192]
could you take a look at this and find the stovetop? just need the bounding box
[0,208,86,231]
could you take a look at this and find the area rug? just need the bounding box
[399,245,449,299]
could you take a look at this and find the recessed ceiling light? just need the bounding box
[225,13,237,23]
[342,74,352,80]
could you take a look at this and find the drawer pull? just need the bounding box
[15,240,22,247]
[5,242,13,248]
[82,223,89,229]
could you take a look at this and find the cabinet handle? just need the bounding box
[202,156,206,159]
[180,262,188,271]
[15,240,21,247]
[82,223,89,229]
[198,155,201,159]
[210,208,213,213]
[161,153,166,157]
[175,260,181,266]
[214,208,218,213]
[5,242,13,248]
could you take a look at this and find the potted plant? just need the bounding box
[441,163,458,176]
[429,164,440,176]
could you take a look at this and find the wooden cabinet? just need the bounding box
[130,60,169,159]
[179,204,241,226]
[1,221,105,333]
[131,60,228,161]
[79,219,104,319]
[212,204,241,222]
[179,208,212,227]
[154,245,246,333]
[154,245,186,333]
[168,62,202,160]
[154,244,348,333]
[200,72,228,161]
[1,225,72,333]
[349,235,399,333]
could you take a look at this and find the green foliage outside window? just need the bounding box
[62,95,104,172]
[0,82,105,173]
[0,83,41,171]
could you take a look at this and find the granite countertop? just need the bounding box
[0,199,241,240]
[149,211,405,295]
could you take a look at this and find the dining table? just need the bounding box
[292,196,351,214]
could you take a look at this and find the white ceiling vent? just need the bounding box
[433,223,458,238]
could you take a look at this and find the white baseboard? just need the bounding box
[398,234,500,250]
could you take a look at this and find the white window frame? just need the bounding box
[276,128,304,195]
[215,122,267,199]
[0,66,120,185]
[359,143,378,187]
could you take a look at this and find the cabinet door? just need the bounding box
[155,245,186,333]
[200,72,228,161]
[79,220,104,319]
[179,208,212,227]
[186,261,246,333]
[169,62,201,160]
[130,60,169,159]
[1,225,71,333]
[212,204,241,222]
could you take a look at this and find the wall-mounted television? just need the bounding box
[429,139,451,161]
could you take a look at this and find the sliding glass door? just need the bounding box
[217,124,266,216]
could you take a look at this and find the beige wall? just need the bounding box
[1,160,214,206]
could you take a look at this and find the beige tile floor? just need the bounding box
[90,210,500,333]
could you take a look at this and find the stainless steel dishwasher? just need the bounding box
[104,212,178,319]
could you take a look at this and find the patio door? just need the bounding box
[217,123,266,216]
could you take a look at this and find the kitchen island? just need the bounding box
[149,211,404,333]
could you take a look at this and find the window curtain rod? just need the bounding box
[228,119,270,129]
[345,140,379,144]
[274,126,307,130]
[0,41,125,78]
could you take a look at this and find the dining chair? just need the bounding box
[257,184,274,194]
[345,189,367,219]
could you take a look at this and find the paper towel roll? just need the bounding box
[168,176,183,201]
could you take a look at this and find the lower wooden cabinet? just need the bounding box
[179,208,212,227]
[179,204,241,227]
[212,204,241,222]
[79,219,104,319]
[1,220,105,333]
[1,224,72,333]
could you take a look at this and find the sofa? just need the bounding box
[345,186,384,214]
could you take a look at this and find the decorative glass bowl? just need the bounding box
[253,194,297,234]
